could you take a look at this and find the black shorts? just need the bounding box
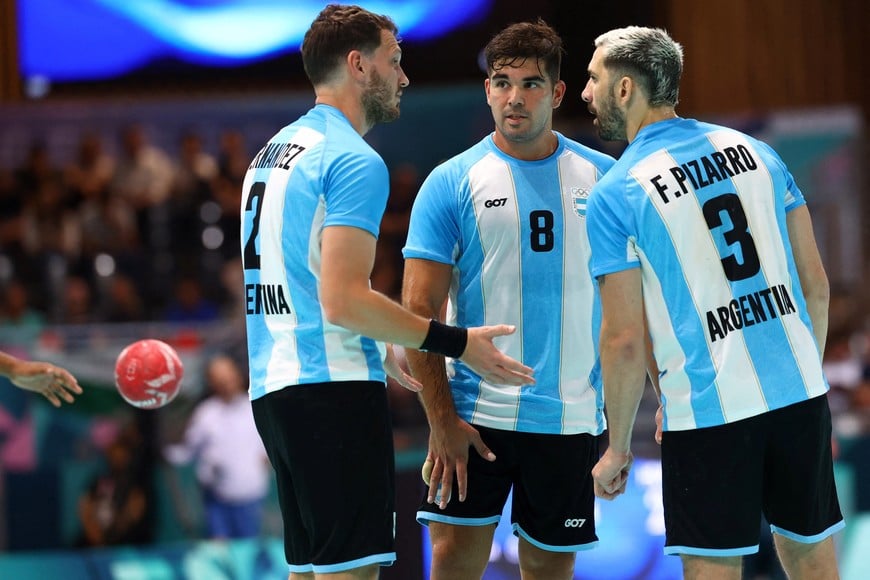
[252,381,396,574]
[661,395,844,556]
[416,425,600,551]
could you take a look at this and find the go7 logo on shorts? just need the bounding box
[564,518,586,528]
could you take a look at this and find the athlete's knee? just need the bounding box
[429,528,461,559]
[517,538,576,580]
[430,536,484,575]
[680,554,742,580]
[773,535,839,580]
[774,533,832,556]
[519,549,575,580]
[336,563,380,580]
[428,525,492,579]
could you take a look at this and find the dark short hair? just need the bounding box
[484,19,564,83]
[301,4,398,86]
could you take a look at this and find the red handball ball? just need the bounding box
[114,339,184,409]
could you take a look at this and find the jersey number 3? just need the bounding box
[702,193,760,281]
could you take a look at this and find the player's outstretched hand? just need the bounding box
[592,448,633,500]
[384,344,423,392]
[9,359,82,407]
[460,325,534,386]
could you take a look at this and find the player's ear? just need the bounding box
[552,79,566,109]
[617,76,633,104]
[347,50,366,80]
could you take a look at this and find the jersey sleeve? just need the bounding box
[403,163,461,264]
[754,139,806,213]
[587,175,640,278]
[322,149,390,238]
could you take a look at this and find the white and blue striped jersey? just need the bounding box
[587,118,828,431]
[241,104,388,400]
[403,132,615,435]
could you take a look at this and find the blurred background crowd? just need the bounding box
[0,124,247,327]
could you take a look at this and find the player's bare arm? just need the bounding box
[403,257,496,507]
[321,225,534,384]
[643,313,664,444]
[592,268,647,499]
[0,351,82,407]
[786,205,829,355]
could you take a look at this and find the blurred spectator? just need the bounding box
[58,275,97,325]
[0,279,45,346]
[15,141,63,199]
[77,436,151,548]
[16,144,82,291]
[20,176,79,264]
[76,184,139,259]
[63,132,115,211]
[164,354,270,539]
[209,173,243,261]
[171,130,218,202]
[66,132,141,274]
[0,168,26,271]
[109,123,174,253]
[170,130,218,270]
[163,277,219,324]
[211,128,248,262]
[103,274,147,323]
[15,144,84,311]
[216,128,249,183]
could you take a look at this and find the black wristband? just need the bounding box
[419,320,468,359]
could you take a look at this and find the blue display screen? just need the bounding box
[421,458,683,580]
[18,0,493,82]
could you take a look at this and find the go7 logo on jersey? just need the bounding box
[484,197,507,208]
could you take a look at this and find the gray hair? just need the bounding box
[594,26,683,107]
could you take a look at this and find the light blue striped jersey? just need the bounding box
[403,132,615,435]
[241,104,388,400]
[587,118,828,431]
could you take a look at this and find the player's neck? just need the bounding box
[315,89,371,136]
[627,107,678,142]
[493,130,558,161]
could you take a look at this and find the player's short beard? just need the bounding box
[596,90,627,141]
[362,69,399,125]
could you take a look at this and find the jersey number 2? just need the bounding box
[243,182,266,270]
